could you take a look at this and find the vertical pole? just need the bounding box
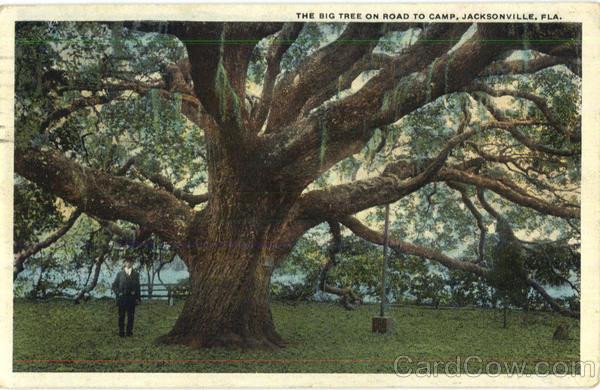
[380,204,390,317]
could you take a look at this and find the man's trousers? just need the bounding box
[118,302,136,336]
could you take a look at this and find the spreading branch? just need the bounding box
[265,23,385,133]
[483,119,575,158]
[527,278,578,318]
[447,182,487,264]
[266,22,580,187]
[476,188,502,221]
[295,120,475,222]
[73,243,110,303]
[15,147,194,243]
[479,53,579,77]
[297,52,394,120]
[14,208,82,280]
[342,216,487,276]
[341,215,578,318]
[133,162,208,207]
[177,22,282,134]
[264,23,493,181]
[40,95,114,133]
[470,83,579,142]
[251,23,303,131]
[435,167,579,219]
[41,79,201,132]
[114,155,208,207]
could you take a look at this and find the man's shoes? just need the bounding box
[126,332,133,337]
[119,333,125,337]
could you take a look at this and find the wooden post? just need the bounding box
[380,203,390,317]
[373,204,393,333]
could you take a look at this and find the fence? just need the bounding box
[140,283,190,306]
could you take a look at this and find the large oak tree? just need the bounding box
[15,22,581,349]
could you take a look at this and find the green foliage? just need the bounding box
[14,22,580,317]
[410,273,451,308]
[14,177,63,251]
[168,278,191,297]
[16,22,204,179]
[15,23,60,150]
[446,271,492,307]
[280,23,345,72]
[524,243,580,287]
[270,280,315,302]
[247,24,347,87]
[13,299,579,373]
[14,22,207,291]
[278,227,494,309]
[246,37,269,85]
[375,27,420,54]
[486,220,529,308]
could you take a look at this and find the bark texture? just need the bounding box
[15,22,581,348]
[160,172,299,348]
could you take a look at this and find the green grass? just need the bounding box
[13,299,579,373]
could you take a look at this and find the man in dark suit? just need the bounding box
[111,260,141,337]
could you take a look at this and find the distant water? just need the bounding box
[15,256,191,299]
[14,255,576,301]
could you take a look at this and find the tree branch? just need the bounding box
[341,216,487,276]
[524,23,581,61]
[14,208,82,280]
[341,215,578,318]
[15,147,194,243]
[470,83,579,142]
[263,23,492,180]
[116,156,137,176]
[295,121,475,222]
[340,24,502,124]
[481,117,576,157]
[156,251,177,286]
[318,221,362,310]
[286,23,578,181]
[41,80,201,132]
[40,95,113,133]
[73,243,109,303]
[527,278,578,318]
[134,163,209,207]
[476,187,503,221]
[447,182,487,264]
[297,52,394,119]
[251,23,303,132]
[179,22,282,134]
[113,155,208,206]
[435,167,579,219]
[265,23,385,133]
[97,219,139,245]
[479,53,579,77]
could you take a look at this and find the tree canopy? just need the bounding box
[14,21,581,348]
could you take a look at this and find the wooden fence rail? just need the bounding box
[140,283,189,306]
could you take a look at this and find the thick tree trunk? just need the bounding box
[160,255,285,349]
[158,161,299,349]
[158,215,287,348]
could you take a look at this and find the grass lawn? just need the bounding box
[13,299,579,373]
